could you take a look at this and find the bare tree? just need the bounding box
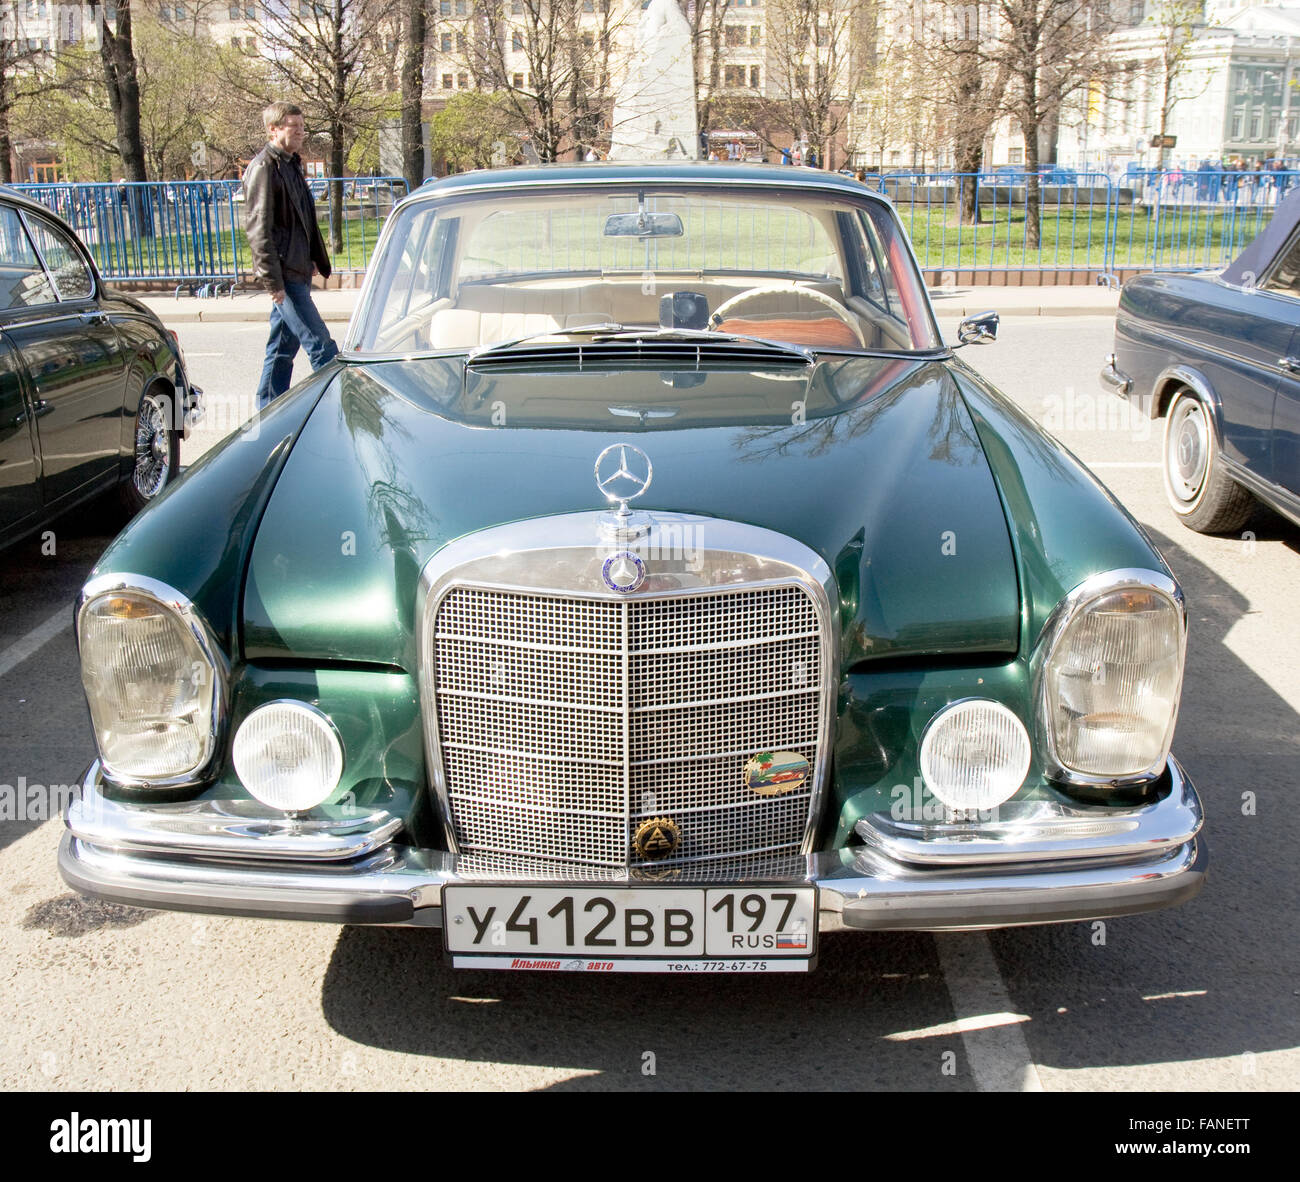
[920,0,1008,222]
[763,0,872,169]
[400,0,428,187]
[0,3,52,182]
[84,0,149,181]
[685,0,727,150]
[1144,0,1207,169]
[462,0,627,162]
[964,0,1113,246]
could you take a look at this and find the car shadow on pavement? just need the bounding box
[988,521,1300,1084]
[0,504,121,857]
[320,927,975,1090]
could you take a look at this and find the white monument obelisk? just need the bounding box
[607,0,699,160]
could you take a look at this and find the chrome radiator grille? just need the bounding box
[430,583,824,867]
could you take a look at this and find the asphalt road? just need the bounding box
[1,313,1296,1091]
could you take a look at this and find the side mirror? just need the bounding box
[956,310,999,346]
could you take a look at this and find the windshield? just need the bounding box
[349,183,941,355]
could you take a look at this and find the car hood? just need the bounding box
[242,355,1021,670]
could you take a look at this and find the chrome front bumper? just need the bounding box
[60,759,1206,933]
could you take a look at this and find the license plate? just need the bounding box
[443,885,817,972]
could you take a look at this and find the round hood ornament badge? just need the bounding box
[602,550,646,593]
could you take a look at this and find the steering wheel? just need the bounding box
[709,285,866,347]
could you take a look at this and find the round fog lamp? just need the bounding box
[920,699,1031,812]
[232,701,343,812]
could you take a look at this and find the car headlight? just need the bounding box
[78,575,224,787]
[232,701,344,813]
[1037,569,1186,785]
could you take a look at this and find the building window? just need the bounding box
[455,0,466,13]
[582,0,593,9]
[456,31,466,51]
[581,31,594,48]
[245,36,256,52]
[1250,110,1262,140]
[440,32,452,50]
[1009,146,1024,164]
[230,36,240,48]
[512,0,522,11]
[723,65,745,87]
[749,65,760,89]
[457,72,468,88]
[246,4,256,17]
[512,31,523,50]
[1232,108,1245,139]
[513,73,524,88]
[750,24,761,46]
[724,25,744,47]
[442,73,453,89]
[229,3,240,17]
[440,0,450,12]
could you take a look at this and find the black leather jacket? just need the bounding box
[242,142,331,291]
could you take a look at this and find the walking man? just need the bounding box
[243,101,338,408]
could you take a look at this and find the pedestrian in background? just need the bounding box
[243,100,338,409]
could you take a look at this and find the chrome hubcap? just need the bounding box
[133,395,171,499]
[1167,401,1208,503]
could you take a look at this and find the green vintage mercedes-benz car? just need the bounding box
[60,164,1204,972]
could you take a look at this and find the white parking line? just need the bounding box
[935,932,1044,1092]
[0,607,73,681]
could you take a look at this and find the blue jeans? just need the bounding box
[255,281,339,408]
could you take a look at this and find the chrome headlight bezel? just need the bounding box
[76,572,228,790]
[1033,567,1187,790]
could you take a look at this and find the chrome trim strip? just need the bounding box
[68,762,402,862]
[414,511,839,862]
[1031,568,1186,790]
[76,572,229,790]
[59,759,1208,932]
[433,628,821,654]
[857,757,1201,865]
[1151,364,1223,433]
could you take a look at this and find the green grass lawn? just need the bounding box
[894,200,1273,271]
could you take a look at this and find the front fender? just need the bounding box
[89,365,340,657]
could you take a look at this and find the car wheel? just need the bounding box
[1161,389,1255,533]
[119,386,179,514]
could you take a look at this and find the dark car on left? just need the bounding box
[0,186,199,549]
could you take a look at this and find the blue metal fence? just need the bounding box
[858,169,1300,278]
[10,171,1295,283]
[13,177,408,287]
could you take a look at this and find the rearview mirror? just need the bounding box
[604,212,684,238]
[957,310,999,346]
